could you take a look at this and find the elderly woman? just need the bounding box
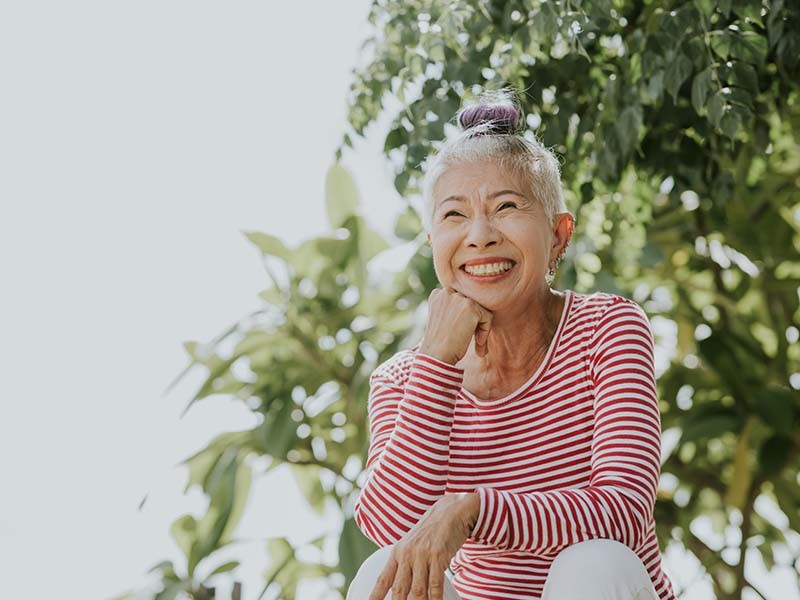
[347,91,676,600]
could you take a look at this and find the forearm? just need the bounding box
[355,353,464,545]
[470,478,656,553]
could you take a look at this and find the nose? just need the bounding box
[464,214,501,248]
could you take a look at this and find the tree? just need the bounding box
[118,1,799,598]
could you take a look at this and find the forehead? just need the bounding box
[432,160,528,204]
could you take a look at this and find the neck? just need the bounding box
[469,287,565,373]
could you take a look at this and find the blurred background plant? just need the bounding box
[116,0,799,598]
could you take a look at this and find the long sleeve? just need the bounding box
[354,351,465,546]
[470,299,662,553]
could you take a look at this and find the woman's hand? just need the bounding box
[368,493,479,600]
[419,287,493,364]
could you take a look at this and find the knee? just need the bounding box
[542,539,654,600]
[346,545,460,600]
[346,545,394,600]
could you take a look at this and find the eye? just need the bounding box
[444,210,464,218]
[498,201,517,210]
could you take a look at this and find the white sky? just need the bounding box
[0,2,797,599]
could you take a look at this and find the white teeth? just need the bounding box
[464,261,513,276]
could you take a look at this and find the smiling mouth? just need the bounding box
[460,261,516,277]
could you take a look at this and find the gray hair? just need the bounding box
[420,94,568,232]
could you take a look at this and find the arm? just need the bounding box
[354,351,465,546]
[470,299,662,553]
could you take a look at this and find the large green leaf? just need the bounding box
[243,230,292,261]
[261,398,298,458]
[325,163,360,228]
[290,463,327,516]
[170,515,197,564]
[665,53,693,102]
[754,387,797,435]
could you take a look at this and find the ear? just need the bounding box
[427,232,431,244]
[551,213,574,254]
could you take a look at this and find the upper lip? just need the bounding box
[461,257,516,268]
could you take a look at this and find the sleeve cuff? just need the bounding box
[410,352,465,391]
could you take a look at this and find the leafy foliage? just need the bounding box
[120,1,799,599]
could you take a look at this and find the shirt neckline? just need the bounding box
[460,289,574,409]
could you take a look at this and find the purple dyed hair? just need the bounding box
[457,102,521,136]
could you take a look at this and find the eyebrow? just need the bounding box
[439,189,529,206]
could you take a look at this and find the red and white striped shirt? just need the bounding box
[354,290,676,599]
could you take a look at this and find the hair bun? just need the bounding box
[457,101,521,136]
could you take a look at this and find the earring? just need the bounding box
[546,261,557,286]
[546,249,567,286]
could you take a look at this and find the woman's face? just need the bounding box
[428,160,566,312]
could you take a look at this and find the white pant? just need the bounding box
[347,539,659,599]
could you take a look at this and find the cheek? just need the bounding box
[430,242,459,279]
[432,250,453,276]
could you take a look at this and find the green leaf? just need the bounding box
[394,206,423,241]
[733,0,764,26]
[729,31,768,66]
[244,231,292,261]
[181,430,255,494]
[754,118,770,151]
[338,517,379,590]
[532,2,559,41]
[665,53,693,102]
[708,89,727,128]
[290,464,327,516]
[148,560,179,581]
[357,218,391,262]
[170,515,197,563]
[219,458,253,546]
[394,170,410,195]
[693,0,715,18]
[155,582,188,600]
[720,110,741,140]
[191,452,240,573]
[207,560,240,578]
[710,32,733,60]
[691,68,713,114]
[264,538,295,587]
[730,61,759,94]
[758,435,792,476]
[646,71,664,100]
[261,399,298,458]
[615,105,643,157]
[680,413,741,442]
[773,477,800,532]
[754,387,796,435]
[384,126,408,152]
[325,163,360,228]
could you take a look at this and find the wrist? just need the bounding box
[456,492,480,532]
[419,343,455,365]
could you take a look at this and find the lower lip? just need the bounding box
[461,264,515,282]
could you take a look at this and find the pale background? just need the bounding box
[0,2,796,599]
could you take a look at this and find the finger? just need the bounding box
[408,557,429,599]
[369,556,398,600]
[428,562,446,600]
[390,562,412,600]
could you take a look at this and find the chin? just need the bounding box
[467,291,508,310]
